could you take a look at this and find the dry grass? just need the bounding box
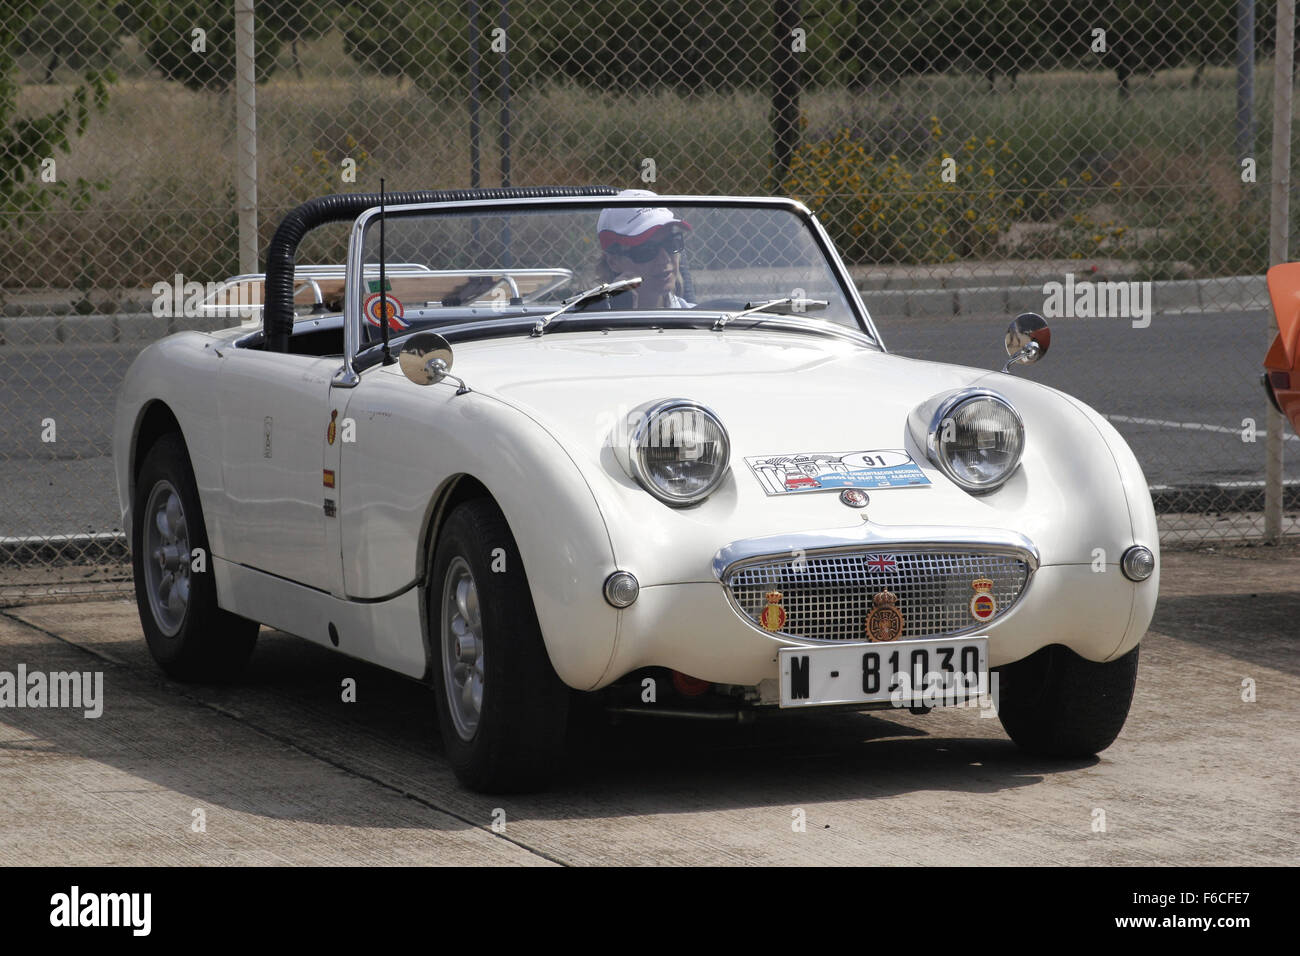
[2,39,1287,298]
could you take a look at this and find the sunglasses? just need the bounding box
[609,232,685,262]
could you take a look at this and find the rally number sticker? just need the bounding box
[746,448,930,495]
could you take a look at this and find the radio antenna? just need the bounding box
[379,177,394,366]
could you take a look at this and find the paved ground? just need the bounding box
[0,545,1296,866]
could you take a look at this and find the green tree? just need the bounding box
[340,0,774,95]
[1,0,112,227]
[1050,1,1237,96]
[142,0,283,92]
[938,0,1051,91]
[262,0,340,79]
[18,0,121,85]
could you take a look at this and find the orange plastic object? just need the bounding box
[1265,263,1300,431]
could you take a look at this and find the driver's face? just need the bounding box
[604,233,680,304]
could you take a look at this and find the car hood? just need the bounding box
[449,327,973,449]
[398,327,1148,582]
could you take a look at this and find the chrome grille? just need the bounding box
[725,550,1030,641]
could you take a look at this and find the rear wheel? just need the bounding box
[429,498,569,792]
[995,644,1139,757]
[132,434,258,681]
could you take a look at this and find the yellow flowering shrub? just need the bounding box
[288,134,371,198]
[783,121,1077,264]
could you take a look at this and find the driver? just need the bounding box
[596,189,694,308]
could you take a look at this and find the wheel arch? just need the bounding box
[418,474,493,585]
[125,400,191,549]
[412,468,620,691]
[415,474,496,681]
[132,401,186,481]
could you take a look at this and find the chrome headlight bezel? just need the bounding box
[624,398,731,506]
[922,388,1025,494]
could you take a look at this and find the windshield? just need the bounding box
[355,200,868,345]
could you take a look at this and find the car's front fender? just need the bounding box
[337,365,620,690]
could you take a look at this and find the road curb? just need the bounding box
[863,276,1268,319]
[0,275,1272,340]
[0,533,129,567]
[0,313,241,347]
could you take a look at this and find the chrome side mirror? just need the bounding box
[399,332,471,394]
[1002,313,1051,374]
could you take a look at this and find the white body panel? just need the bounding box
[212,556,427,677]
[215,349,337,593]
[115,316,1157,694]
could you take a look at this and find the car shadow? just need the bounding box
[0,624,1098,834]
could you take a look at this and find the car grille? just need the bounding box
[725,549,1031,641]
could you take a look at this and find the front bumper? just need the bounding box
[594,552,1155,689]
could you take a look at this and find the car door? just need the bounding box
[216,349,338,593]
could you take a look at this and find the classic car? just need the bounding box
[1264,261,1300,433]
[114,186,1159,792]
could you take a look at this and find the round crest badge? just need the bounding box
[759,590,786,632]
[363,291,408,330]
[865,590,904,642]
[839,488,870,508]
[969,578,996,622]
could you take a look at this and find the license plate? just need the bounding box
[778,636,988,708]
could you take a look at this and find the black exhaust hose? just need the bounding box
[263,186,620,353]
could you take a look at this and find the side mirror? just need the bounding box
[399,332,471,394]
[1002,312,1051,373]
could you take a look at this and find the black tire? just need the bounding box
[428,498,570,792]
[132,433,258,681]
[995,644,1139,757]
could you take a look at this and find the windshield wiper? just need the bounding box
[531,277,642,337]
[713,297,829,331]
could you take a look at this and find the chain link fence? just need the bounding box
[3,0,1299,603]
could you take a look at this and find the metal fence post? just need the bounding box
[469,0,482,190]
[1236,0,1255,163]
[770,0,803,187]
[499,0,512,189]
[1266,0,1294,543]
[235,0,259,276]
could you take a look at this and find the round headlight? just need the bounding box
[928,391,1025,493]
[629,399,730,506]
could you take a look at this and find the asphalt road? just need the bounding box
[0,308,1294,538]
[0,545,1296,865]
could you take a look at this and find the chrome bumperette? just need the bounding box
[712,525,1039,644]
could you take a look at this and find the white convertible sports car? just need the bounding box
[114,187,1158,792]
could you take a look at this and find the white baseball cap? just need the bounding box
[597,189,691,249]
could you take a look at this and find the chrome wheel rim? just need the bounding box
[143,479,190,637]
[440,556,484,741]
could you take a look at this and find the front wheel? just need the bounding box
[995,644,1139,757]
[132,433,258,681]
[428,498,569,792]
